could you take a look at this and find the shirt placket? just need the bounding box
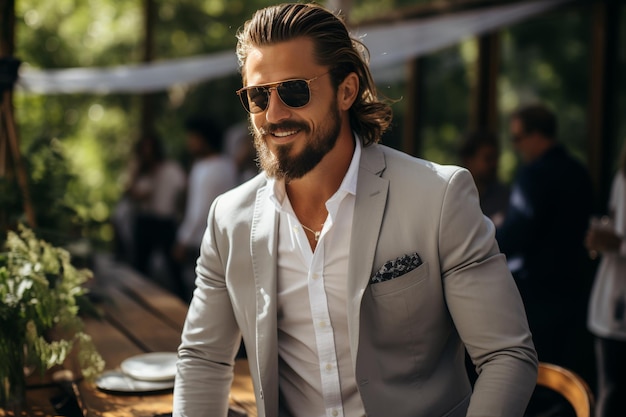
[308,243,344,417]
[290,210,344,417]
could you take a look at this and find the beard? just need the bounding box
[252,100,342,181]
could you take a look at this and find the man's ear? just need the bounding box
[337,72,359,111]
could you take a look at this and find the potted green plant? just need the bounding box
[0,224,105,412]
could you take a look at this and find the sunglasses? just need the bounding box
[236,72,329,114]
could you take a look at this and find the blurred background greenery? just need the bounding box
[2,0,625,248]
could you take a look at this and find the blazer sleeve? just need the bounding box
[173,195,242,417]
[439,169,538,417]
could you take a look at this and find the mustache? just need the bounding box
[258,121,309,136]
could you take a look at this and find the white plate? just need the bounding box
[95,370,174,393]
[120,352,178,382]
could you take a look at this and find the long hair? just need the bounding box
[236,3,392,146]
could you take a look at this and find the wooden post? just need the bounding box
[471,32,500,133]
[0,0,15,57]
[2,88,36,228]
[140,0,156,136]
[588,0,620,213]
[403,57,425,157]
[0,0,15,177]
[0,0,36,228]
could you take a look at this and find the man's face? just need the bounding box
[510,117,531,163]
[186,132,207,157]
[464,144,499,184]
[242,37,341,181]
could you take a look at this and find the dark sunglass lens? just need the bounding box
[246,87,269,113]
[278,80,310,108]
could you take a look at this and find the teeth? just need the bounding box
[273,130,298,137]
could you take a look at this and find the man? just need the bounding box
[173,117,238,301]
[496,104,593,374]
[458,130,510,227]
[174,4,537,417]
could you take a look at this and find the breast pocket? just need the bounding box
[361,262,450,376]
[365,262,432,347]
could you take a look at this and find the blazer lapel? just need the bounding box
[347,144,389,364]
[251,183,280,416]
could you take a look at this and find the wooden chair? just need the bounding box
[535,362,595,417]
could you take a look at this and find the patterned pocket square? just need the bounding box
[371,252,422,284]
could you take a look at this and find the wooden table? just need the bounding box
[1,254,256,417]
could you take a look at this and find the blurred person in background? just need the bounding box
[173,117,238,301]
[125,133,186,296]
[586,140,626,417]
[458,130,510,227]
[225,121,260,184]
[496,104,594,374]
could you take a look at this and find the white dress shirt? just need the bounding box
[268,139,366,417]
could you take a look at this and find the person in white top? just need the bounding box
[126,133,186,297]
[173,117,238,300]
[225,121,260,184]
[586,143,626,417]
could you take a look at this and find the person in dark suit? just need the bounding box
[497,104,594,375]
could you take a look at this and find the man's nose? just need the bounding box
[265,89,291,123]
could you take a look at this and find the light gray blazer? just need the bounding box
[174,144,538,417]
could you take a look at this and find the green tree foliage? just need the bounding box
[0,136,82,239]
[419,40,474,165]
[497,6,592,181]
[10,0,268,244]
[7,0,619,245]
[13,1,145,243]
[9,0,422,245]
[385,4,597,187]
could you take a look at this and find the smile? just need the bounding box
[272,129,299,138]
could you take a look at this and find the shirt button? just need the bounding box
[325,363,332,371]
[331,410,338,417]
[319,321,326,328]
[312,273,320,280]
